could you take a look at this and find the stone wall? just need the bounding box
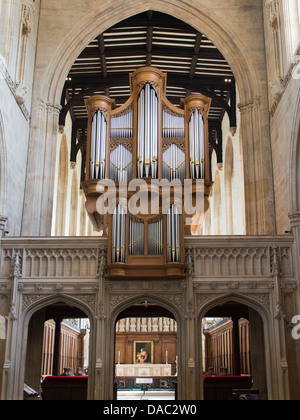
[0,0,40,235]
[263,0,300,233]
[0,235,298,400]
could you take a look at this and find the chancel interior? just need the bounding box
[0,1,300,401]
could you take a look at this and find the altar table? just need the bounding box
[115,364,172,377]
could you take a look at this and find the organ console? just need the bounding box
[82,67,213,279]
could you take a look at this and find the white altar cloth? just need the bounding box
[115,364,172,377]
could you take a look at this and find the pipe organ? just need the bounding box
[82,67,213,279]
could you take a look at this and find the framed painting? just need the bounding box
[133,341,154,364]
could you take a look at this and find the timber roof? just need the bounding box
[61,11,236,164]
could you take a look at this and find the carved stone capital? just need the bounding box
[269,0,279,30]
[46,102,62,117]
[0,216,8,237]
[238,97,261,114]
[289,211,300,228]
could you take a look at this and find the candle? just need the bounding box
[118,351,121,365]
[166,351,168,365]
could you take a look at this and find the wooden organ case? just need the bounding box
[82,67,213,279]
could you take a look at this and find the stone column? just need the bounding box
[182,268,197,400]
[93,262,106,401]
[271,246,291,400]
[238,98,276,235]
[232,317,241,376]
[22,99,61,236]
[1,251,21,400]
[52,317,62,376]
[249,309,268,400]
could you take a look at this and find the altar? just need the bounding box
[115,364,172,377]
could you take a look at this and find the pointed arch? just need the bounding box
[290,89,300,212]
[198,293,270,323]
[197,292,273,400]
[106,293,183,400]
[24,0,274,236]
[39,0,258,106]
[17,294,96,400]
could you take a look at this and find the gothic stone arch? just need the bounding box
[290,89,300,213]
[22,0,276,236]
[105,293,185,400]
[196,292,275,400]
[5,293,96,400]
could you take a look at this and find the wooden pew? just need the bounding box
[203,376,252,400]
[42,376,88,400]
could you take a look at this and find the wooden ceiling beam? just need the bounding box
[60,74,235,127]
[110,12,195,32]
[65,73,233,89]
[77,45,226,61]
[97,34,107,78]
[146,26,153,66]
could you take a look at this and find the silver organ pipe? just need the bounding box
[189,108,205,179]
[110,109,133,139]
[109,145,133,182]
[89,110,107,180]
[162,144,186,181]
[129,219,144,255]
[112,204,126,263]
[110,109,133,181]
[162,109,185,138]
[148,218,163,255]
[162,109,185,181]
[137,83,158,178]
[167,204,181,263]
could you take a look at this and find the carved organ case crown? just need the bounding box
[82,67,213,279]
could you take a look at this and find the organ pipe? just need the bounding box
[148,218,163,255]
[162,144,186,181]
[89,110,107,180]
[162,109,185,138]
[167,204,181,263]
[112,204,126,263]
[109,145,133,182]
[110,109,133,139]
[129,219,145,255]
[189,108,205,179]
[137,83,158,179]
